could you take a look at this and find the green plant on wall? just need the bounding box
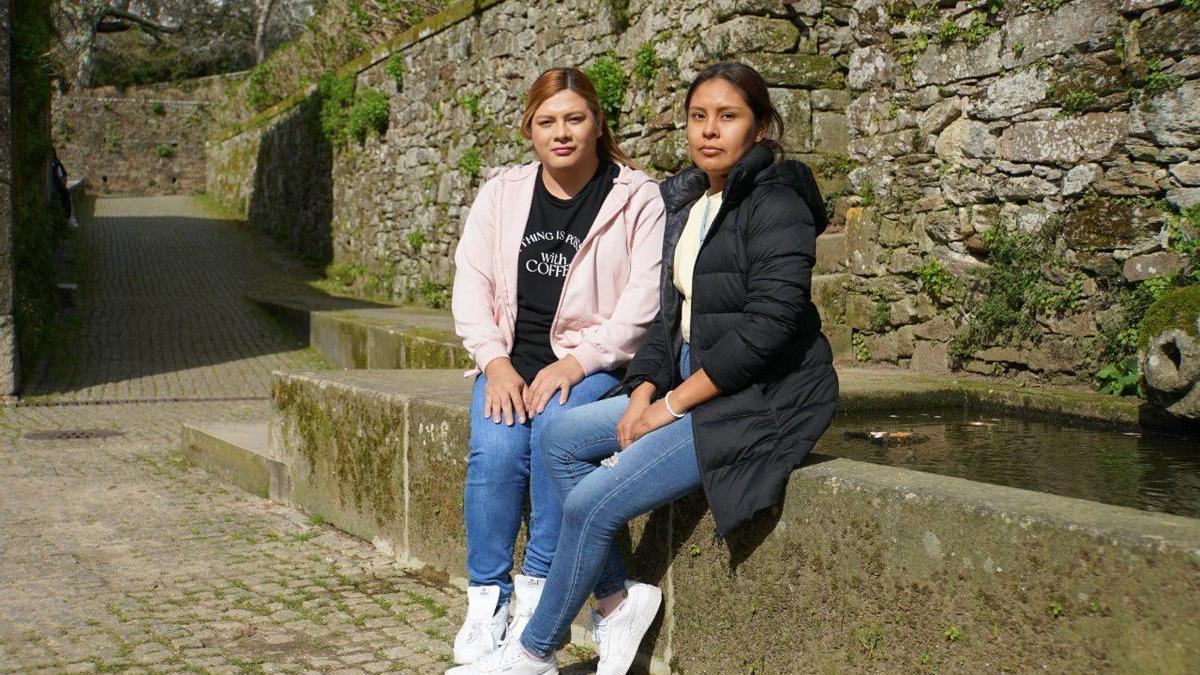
[949,220,1085,364]
[457,92,483,119]
[245,63,278,112]
[407,229,426,253]
[347,89,390,142]
[914,259,957,305]
[103,132,122,153]
[151,101,166,115]
[385,53,406,88]
[633,42,659,85]
[585,53,626,129]
[317,73,354,144]
[156,143,175,158]
[458,147,483,178]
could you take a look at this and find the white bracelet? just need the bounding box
[664,390,686,419]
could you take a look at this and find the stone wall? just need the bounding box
[0,0,16,396]
[838,0,1200,382]
[206,0,856,289]
[206,0,1200,383]
[53,74,244,195]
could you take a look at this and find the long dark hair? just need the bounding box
[520,67,636,168]
[684,62,786,154]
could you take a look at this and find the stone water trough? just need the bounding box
[182,305,1200,673]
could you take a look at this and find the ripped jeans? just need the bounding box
[519,343,702,657]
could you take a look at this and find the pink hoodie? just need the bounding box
[452,161,665,377]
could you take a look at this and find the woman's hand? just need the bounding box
[484,358,528,425]
[616,382,676,450]
[628,399,678,447]
[616,394,652,449]
[524,355,585,416]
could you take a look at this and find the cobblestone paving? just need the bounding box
[3,197,594,674]
[24,196,326,403]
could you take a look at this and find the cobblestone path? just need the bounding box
[2,197,593,674]
[23,196,325,403]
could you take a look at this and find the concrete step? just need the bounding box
[267,368,1183,673]
[253,295,472,370]
[179,422,290,501]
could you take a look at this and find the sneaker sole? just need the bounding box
[604,585,662,675]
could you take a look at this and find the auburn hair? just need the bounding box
[520,67,636,168]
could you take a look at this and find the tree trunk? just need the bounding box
[255,0,279,64]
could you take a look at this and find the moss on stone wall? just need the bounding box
[11,0,61,369]
[1139,285,1200,345]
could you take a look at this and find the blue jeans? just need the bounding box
[520,344,702,657]
[466,368,620,606]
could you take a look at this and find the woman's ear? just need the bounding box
[755,124,767,143]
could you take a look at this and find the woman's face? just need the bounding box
[529,89,602,172]
[686,78,765,178]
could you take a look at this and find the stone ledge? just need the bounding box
[254,296,471,370]
[268,368,1200,673]
[178,421,290,501]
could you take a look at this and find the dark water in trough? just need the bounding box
[818,409,1200,519]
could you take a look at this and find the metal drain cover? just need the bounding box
[23,429,125,441]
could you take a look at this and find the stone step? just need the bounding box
[267,368,1184,673]
[178,422,290,501]
[253,295,472,370]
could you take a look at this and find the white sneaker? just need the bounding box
[507,575,545,647]
[453,585,509,665]
[592,582,662,675]
[445,638,559,675]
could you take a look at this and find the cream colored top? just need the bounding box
[673,190,723,343]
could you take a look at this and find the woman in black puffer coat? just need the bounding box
[447,62,838,675]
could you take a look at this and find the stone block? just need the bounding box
[814,230,846,274]
[811,273,851,325]
[179,423,278,500]
[996,175,1059,201]
[770,88,812,154]
[811,89,850,112]
[271,372,412,553]
[912,32,1004,86]
[865,328,915,362]
[1167,187,1200,210]
[842,293,878,331]
[919,98,962,135]
[811,112,848,155]
[1123,252,1187,283]
[974,67,1050,120]
[847,46,895,91]
[843,207,885,275]
[997,114,1127,164]
[714,16,798,53]
[1000,0,1124,68]
[406,396,471,573]
[1139,9,1200,59]
[1063,163,1101,196]
[824,323,853,362]
[1130,81,1199,147]
[910,339,951,373]
[669,457,1200,673]
[1170,163,1200,187]
[311,314,370,369]
[935,118,995,163]
[737,53,842,88]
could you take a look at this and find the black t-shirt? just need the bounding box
[509,161,620,383]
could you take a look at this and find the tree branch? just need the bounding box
[100,7,182,35]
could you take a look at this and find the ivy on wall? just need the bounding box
[11,0,63,369]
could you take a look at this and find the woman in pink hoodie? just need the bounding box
[449,67,665,666]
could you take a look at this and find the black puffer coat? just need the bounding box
[621,144,839,537]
